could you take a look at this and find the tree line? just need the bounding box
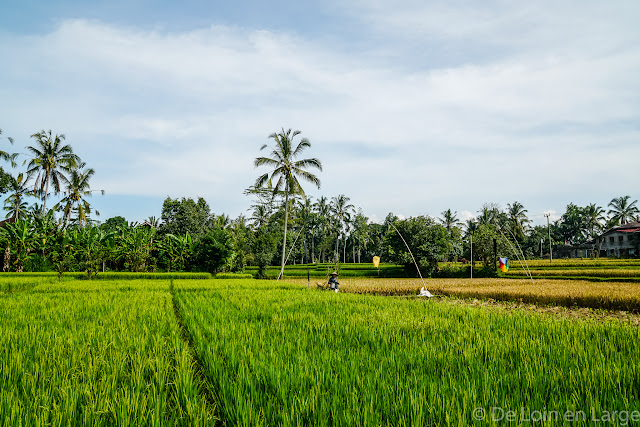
[0,127,638,277]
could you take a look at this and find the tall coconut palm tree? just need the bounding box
[249,204,271,230]
[506,201,530,241]
[439,209,461,234]
[254,128,322,280]
[583,203,606,239]
[3,173,33,221]
[330,194,354,263]
[57,162,103,227]
[0,128,18,167]
[314,196,331,262]
[295,196,315,264]
[26,130,80,214]
[608,196,639,225]
[464,218,478,238]
[477,203,500,225]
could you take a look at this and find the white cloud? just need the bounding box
[0,4,638,222]
[460,210,475,223]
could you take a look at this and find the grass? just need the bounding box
[174,279,640,426]
[3,277,639,425]
[0,279,216,425]
[215,272,254,279]
[81,272,213,280]
[0,271,213,280]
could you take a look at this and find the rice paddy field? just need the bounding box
[2,275,640,425]
[303,277,640,312]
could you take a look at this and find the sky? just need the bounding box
[1,0,639,226]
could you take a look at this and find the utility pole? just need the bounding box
[470,234,473,286]
[544,213,552,263]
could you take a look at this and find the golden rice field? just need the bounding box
[505,269,640,278]
[519,258,640,268]
[286,277,640,312]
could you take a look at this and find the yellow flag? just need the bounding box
[372,256,380,268]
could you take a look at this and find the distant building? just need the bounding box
[552,221,640,259]
[597,221,640,257]
[554,242,598,259]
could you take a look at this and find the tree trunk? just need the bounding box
[278,192,289,280]
[3,245,10,272]
[343,235,348,264]
[65,205,72,228]
[43,170,50,215]
[343,236,347,263]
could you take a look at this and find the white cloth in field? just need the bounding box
[418,286,433,297]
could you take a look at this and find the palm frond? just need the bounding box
[293,157,322,171]
[292,138,311,157]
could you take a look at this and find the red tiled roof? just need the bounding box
[618,221,640,230]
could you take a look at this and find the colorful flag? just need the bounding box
[499,257,509,272]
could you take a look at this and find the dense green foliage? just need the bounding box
[191,228,232,274]
[0,126,638,279]
[160,196,214,240]
[383,215,448,276]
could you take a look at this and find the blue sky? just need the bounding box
[1,0,639,225]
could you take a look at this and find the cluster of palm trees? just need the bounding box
[247,192,373,265]
[252,128,391,276]
[1,126,637,274]
[552,197,639,246]
[453,197,639,263]
[0,129,102,225]
[252,128,640,273]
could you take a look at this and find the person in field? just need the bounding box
[328,272,340,293]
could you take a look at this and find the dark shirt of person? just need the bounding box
[329,276,339,289]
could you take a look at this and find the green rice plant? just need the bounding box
[0,271,213,280]
[215,273,254,279]
[0,275,64,293]
[0,280,216,425]
[174,279,640,426]
[80,272,213,280]
[0,272,62,277]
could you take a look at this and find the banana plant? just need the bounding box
[0,219,36,272]
[73,226,114,279]
[49,228,75,281]
[30,209,59,259]
[158,233,193,272]
[115,223,156,272]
